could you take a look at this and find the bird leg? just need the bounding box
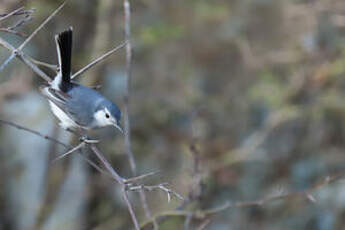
[79,135,99,144]
[78,129,99,144]
[64,127,99,144]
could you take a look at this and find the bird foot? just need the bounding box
[79,135,99,144]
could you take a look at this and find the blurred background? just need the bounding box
[1,0,345,229]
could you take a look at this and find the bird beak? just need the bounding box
[113,123,124,134]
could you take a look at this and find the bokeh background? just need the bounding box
[1,0,345,229]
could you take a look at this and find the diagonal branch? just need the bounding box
[52,142,85,163]
[0,118,106,174]
[18,2,65,50]
[0,7,24,22]
[0,3,65,76]
[0,35,52,81]
[71,41,127,79]
[88,143,140,230]
[140,173,345,229]
[0,28,27,37]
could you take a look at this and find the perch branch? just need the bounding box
[89,143,140,230]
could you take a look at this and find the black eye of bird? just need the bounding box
[105,113,110,118]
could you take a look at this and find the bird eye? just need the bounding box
[105,113,110,119]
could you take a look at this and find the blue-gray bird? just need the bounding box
[40,28,123,133]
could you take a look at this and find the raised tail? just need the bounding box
[54,27,73,91]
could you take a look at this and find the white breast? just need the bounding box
[49,101,78,130]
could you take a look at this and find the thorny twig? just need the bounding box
[140,173,345,228]
[7,13,32,31]
[0,2,65,75]
[128,183,184,203]
[0,8,33,38]
[18,3,65,50]
[0,3,65,77]
[0,7,34,21]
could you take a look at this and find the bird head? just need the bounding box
[94,100,123,133]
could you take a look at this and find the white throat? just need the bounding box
[93,108,115,128]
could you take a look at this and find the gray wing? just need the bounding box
[40,86,89,128]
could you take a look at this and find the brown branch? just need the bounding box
[127,183,184,202]
[140,173,345,228]
[7,13,32,31]
[0,3,65,78]
[0,7,24,22]
[71,41,127,79]
[0,118,67,146]
[0,8,35,21]
[18,2,65,50]
[88,143,140,230]
[0,118,106,174]
[123,0,136,175]
[122,1,157,229]
[196,219,211,230]
[0,28,26,37]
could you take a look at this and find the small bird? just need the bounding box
[40,28,123,134]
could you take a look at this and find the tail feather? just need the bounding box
[55,27,73,91]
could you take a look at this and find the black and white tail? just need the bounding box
[52,27,73,92]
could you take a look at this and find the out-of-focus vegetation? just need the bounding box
[1,0,345,229]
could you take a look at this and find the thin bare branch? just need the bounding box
[0,118,66,146]
[52,142,85,163]
[123,0,136,175]
[18,2,65,50]
[0,6,55,76]
[123,170,160,183]
[0,7,24,22]
[184,214,192,230]
[197,219,211,230]
[140,173,345,228]
[122,188,141,230]
[8,14,32,30]
[0,28,26,37]
[27,56,58,71]
[89,144,124,184]
[128,183,184,202]
[0,52,16,71]
[89,143,140,230]
[123,1,157,228]
[71,41,127,79]
[0,118,107,175]
[0,35,51,82]
[0,8,34,21]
